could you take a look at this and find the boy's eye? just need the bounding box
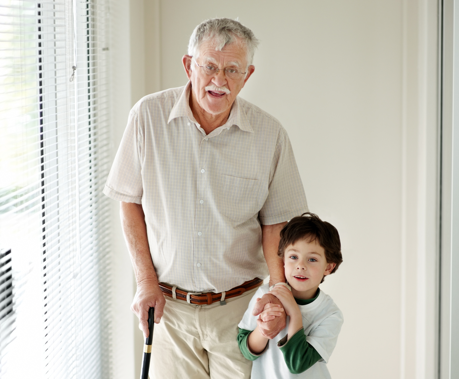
[288,255,297,260]
[308,258,317,262]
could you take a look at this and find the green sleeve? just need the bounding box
[237,328,265,361]
[278,328,322,374]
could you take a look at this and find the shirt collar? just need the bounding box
[168,81,253,133]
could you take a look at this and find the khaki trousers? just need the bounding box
[149,287,257,379]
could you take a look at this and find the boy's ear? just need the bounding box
[324,263,336,276]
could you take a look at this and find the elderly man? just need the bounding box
[104,18,307,378]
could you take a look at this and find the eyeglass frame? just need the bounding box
[192,58,248,79]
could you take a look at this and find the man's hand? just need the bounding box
[257,303,284,322]
[252,293,287,339]
[131,279,166,338]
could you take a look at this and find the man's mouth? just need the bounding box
[208,90,226,98]
[205,85,230,98]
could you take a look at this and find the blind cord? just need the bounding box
[70,0,78,83]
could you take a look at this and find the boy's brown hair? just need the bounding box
[278,212,343,281]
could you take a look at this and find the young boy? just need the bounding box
[238,212,343,378]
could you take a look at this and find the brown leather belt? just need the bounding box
[159,278,263,305]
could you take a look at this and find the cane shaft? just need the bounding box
[140,307,155,379]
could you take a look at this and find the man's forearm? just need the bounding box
[262,222,287,285]
[120,202,166,329]
[120,202,157,284]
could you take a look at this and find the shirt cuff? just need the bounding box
[269,282,292,292]
[248,341,268,357]
[277,328,304,349]
[237,328,267,361]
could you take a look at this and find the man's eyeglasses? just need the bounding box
[193,59,247,80]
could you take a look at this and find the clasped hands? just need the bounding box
[251,286,291,339]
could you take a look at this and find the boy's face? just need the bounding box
[283,238,336,299]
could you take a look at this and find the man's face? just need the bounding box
[183,39,255,119]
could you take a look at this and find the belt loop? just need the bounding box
[220,291,226,306]
[172,286,177,300]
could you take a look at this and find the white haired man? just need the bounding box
[104,18,307,378]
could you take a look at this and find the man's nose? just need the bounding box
[212,69,227,86]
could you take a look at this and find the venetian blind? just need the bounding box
[0,1,113,378]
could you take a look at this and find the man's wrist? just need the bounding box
[268,274,287,287]
[137,276,159,287]
[269,282,292,292]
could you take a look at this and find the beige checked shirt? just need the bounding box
[104,83,307,293]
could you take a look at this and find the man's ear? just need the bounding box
[324,263,336,276]
[242,65,255,86]
[182,55,193,80]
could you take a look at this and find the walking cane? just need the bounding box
[140,307,155,379]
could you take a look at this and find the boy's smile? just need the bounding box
[284,238,336,299]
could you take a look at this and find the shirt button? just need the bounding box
[204,138,208,141]
[200,169,205,173]
[197,263,201,268]
[197,232,202,236]
[187,122,191,126]
[199,200,204,204]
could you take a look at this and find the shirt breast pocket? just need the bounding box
[215,174,263,227]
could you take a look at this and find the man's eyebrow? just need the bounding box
[202,57,241,68]
[226,61,241,67]
[203,57,218,64]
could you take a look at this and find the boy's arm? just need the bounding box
[239,301,285,359]
[278,306,344,374]
[278,329,323,374]
[247,324,270,354]
[269,286,303,340]
[238,287,281,360]
[237,328,263,361]
[238,324,272,361]
[269,285,323,374]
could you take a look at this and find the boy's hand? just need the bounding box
[258,303,284,322]
[252,293,287,339]
[269,285,300,319]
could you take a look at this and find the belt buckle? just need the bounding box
[186,292,202,304]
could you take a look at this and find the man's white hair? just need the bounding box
[188,18,259,66]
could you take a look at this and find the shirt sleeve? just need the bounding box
[278,328,323,374]
[237,328,266,361]
[306,309,344,363]
[258,127,308,225]
[103,105,144,203]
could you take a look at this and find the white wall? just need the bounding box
[115,1,439,378]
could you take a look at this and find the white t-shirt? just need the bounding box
[238,284,343,379]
